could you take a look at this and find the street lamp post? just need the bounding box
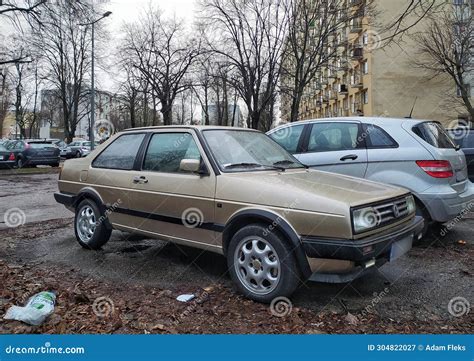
[80,11,111,151]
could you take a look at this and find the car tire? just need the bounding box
[16,157,24,169]
[74,199,112,250]
[415,201,431,239]
[227,223,300,303]
[75,151,81,158]
[52,163,60,168]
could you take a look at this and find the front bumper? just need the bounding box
[420,182,474,223]
[301,216,424,263]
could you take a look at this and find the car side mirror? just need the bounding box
[180,158,209,175]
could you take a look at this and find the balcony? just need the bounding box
[339,84,349,94]
[351,47,363,60]
[350,76,363,89]
[350,20,363,33]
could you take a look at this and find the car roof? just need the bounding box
[269,116,433,131]
[123,125,259,133]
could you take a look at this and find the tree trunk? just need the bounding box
[160,102,173,125]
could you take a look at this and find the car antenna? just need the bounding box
[405,96,417,119]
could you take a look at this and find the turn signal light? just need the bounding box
[416,160,453,178]
[8,153,15,161]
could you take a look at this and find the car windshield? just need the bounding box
[203,129,305,172]
[0,145,7,151]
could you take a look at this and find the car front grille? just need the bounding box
[373,197,410,227]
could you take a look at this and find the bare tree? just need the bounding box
[30,0,94,142]
[122,7,201,125]
[0,66,12,137]
[201,0,289,131]
[281,0,362,123]
[414,3,474,121]
[0,0,47,65]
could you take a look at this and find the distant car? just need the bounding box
[65,141,95,158]
[268,117,474,234]
[4,140,60,168]
[0,144,16,168]
[447,128,474,182]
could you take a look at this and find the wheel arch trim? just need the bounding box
[222,208,312,278]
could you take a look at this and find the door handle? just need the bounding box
[340,154,358,161]
[133,175,148,184]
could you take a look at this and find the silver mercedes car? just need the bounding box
[268,117,474,234]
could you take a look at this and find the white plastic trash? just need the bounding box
[3,291,56,326]
[176,294,195,302]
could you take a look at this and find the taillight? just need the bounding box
[8,153,15,161]
[416,160,453,178]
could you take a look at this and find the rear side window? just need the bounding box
[92,133,145,170]
[307,122,360,152]
[412,122,456,149]
[464,132,474,148]
[365,124,398,148]
[268,124,304,154]
[143,133,201,173]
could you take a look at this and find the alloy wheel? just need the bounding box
[234,236,281,295]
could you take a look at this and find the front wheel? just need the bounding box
[227,224,300,303]
[74,199,111,250]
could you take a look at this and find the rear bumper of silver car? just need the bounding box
[421,182,474,223]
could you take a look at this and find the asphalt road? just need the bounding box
[0,173,472,326]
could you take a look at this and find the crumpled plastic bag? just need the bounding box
[3,291,56,326]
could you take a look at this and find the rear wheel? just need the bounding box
[74,199,111,250]
[51,162,60,167]
[227,224,300,303]
[16,157,24,169]
[75,151,81,158]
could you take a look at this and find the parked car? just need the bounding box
[4,139,60,168]
[0,144,16,168]
[267,117,474,234]
[447,128,474,182]
[64,141,94,158]
[55,126,423,302]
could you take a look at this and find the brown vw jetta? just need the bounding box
[55,126,424,302]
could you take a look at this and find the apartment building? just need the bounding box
[281,0,469,126]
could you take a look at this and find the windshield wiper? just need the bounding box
[273,160,308,169]
[224,162,285,171]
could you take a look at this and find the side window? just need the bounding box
[15,142,24,150]
[366,124,398,148]
[143,133,201,173]
[269,124,304,154]
[307,122,360,152]
[92,133,145,170]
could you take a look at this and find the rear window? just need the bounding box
[28,143,56,148]
[412,122,456,149]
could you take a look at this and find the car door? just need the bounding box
[128,130,218,249]
[297,121,368,178]
[87,132,147,227]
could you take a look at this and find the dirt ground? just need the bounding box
[0,173,472,334]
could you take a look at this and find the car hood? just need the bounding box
[216,168,409,216]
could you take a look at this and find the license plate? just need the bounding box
[389,234,413,262]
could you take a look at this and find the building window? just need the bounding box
[363,91,369,104]
[363,61,369,74]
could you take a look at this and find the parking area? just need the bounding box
[0,172,472,334]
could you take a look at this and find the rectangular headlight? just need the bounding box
[352,206,380,233]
